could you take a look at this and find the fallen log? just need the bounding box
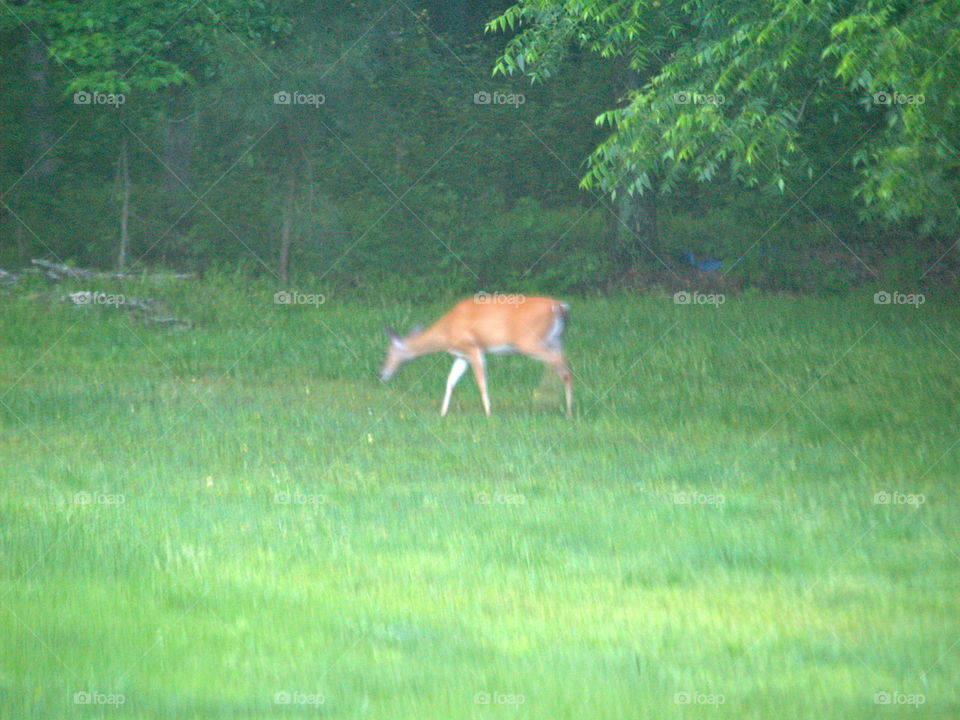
[60,291,192,329]
[32,259,193,281]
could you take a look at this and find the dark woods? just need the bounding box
[2,0,956,295]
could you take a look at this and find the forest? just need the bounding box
[3,0,956,293]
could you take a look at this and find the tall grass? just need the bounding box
[0,279,956,718]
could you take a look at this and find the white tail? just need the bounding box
[380,295,572,417]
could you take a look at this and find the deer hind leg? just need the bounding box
[516,340,573,417]
[558,354,572,417]
[547,350,573,418]
[441,356,469,416]
[466,348,491,417]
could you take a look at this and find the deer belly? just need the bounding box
[487,344,516,355]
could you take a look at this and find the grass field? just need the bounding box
[1,279,957,719]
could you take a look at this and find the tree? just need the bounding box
[488,1,685,267]
[2,0,292,268]
[488,0,960,234]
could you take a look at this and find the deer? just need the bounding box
[379,295,572,417]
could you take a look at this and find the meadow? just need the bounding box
[0,278,957,719]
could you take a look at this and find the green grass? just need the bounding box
[0,279,957,719]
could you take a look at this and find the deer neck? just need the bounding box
[404,326,447,357]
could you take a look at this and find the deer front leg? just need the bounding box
[466,348,491,417]
[441,356,469,416]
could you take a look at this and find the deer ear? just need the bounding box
[384,325,399,340]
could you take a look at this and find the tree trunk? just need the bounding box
[278,161,297,285]
[610,57,660,266]
[394,136,406,185]
[117,135,131,270]
[23,35,57,182]
[430,0,468,43]
[160,84,195,265]
[163,84,194,194]
[614,182,659,265]
[445,0,468,43]
[14,222,28,265]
